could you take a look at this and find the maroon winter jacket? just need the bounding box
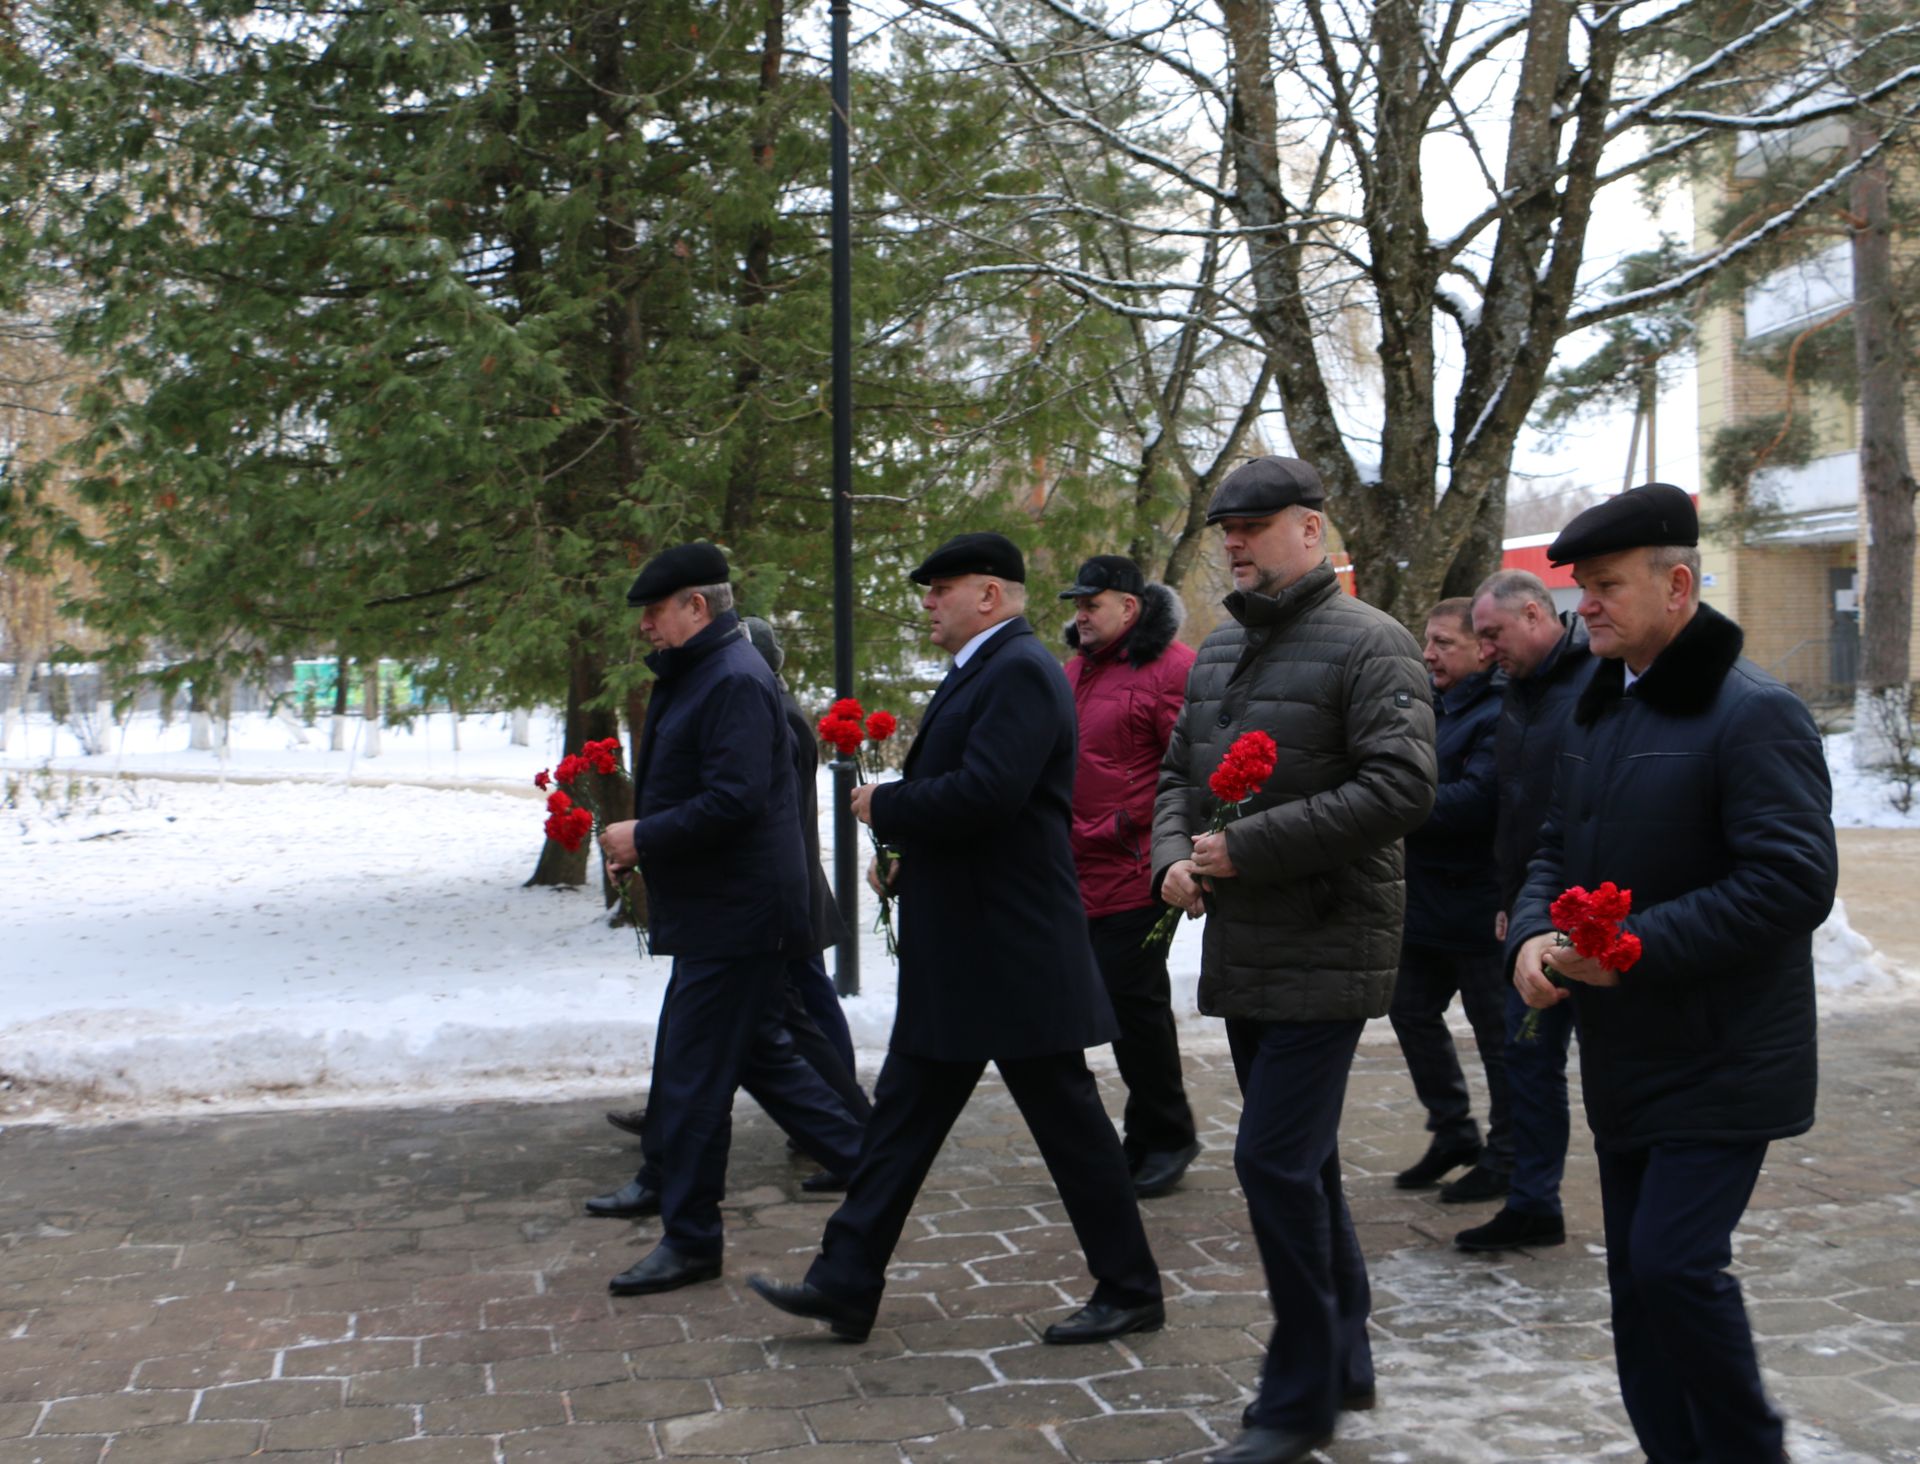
[1064,583,1196,918]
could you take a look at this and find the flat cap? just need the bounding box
[1547,483,1697,566]
[909,531,1025,586]
[742,615,784,674]
[1059,554,1147,600]
[626,541,730,606]
[1204,456,1326,524]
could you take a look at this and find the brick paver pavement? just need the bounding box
[2,1009,1915,1463]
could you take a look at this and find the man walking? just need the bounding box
[1389,597,1510,1205]
[594,543,864,1295]
[1153,458,1436,1464]
[748,532,1164,1346]
[1059,554,1201,1197]
[1453,568,1595,1252]
[1510,483,1836,1462]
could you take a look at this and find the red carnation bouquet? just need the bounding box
[1518,881,1643,1040]
[534,736,644,952]
[818,698,902,957]
[1147,729,1280,947]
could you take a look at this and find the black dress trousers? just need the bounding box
[1088,903,1197,1158]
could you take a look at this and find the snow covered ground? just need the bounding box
[2,710,1914,1121]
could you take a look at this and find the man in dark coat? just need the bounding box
[747,532,1164,1347]
[1509,484,1837,1464]
[1152,458,1436,1464]
[1389,597,1510,1205]
[1060,554,1201,1197]
[593,543,865,1296]
[600,616,870,1196]
[1453,568,1596,1253]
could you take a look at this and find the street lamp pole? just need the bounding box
[829,0,859,997]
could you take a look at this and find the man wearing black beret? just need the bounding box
[1507,484,1837,1462]
[592,542,864,1295]
[748,531,1165,1346]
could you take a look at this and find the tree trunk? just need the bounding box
[189,680,213,750]
[1851,137,1916,693]
[510,707,530,746]
[362,664,381,757]
[331,651,350,751]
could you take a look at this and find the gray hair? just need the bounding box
[1646,545,1703,601]
[1473,568,1554,614]
[676,581,734,615]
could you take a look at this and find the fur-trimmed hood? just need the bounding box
[1063,581,1185,667]
[1575,602,1745,726]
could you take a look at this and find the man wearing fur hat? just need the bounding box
[1509,484,1837,1463]
[1060,555,1201,1197]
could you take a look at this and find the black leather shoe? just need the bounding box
[604,1107,647,1138]
[584,1179,662,1218]
[1132,1141,1203,1198]
[1206,1426,1334,1462]
[800,1170,849,1194]
[608,1245,720,1296]
[745,1275,874,1342]
[1438,1163,1510,1204]
[1393,1138,1480,1189]
[1243,1388,1373,1429]
[1454,1206,1565,1252]
[1042,1299,1165,1345]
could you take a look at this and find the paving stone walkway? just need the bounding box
[2,1008,1916,1463]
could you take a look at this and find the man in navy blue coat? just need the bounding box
[1509,486,1837,1463]
[596,542,864,1296]
[1389,597,1509,1203]
[748,532,1164,1345]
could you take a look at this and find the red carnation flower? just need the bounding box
[829,697,864,723]
[584,739,621,775]
[818,711,865,757]
[864,710,898,742]
[533,769,551,790]
[546,790,573,815]
[553,754,587,785]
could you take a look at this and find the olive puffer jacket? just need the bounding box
[1151,562,1438,1021]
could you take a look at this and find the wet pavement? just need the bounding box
[3,1005,1916,1463]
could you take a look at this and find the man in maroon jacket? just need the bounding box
[1062,555,1202,1196]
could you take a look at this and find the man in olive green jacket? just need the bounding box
[1153,456,1436,1464]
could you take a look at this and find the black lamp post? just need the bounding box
[829,0,859,997]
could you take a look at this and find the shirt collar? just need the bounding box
[953,617,1014,669]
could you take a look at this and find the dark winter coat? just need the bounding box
[868,617,1118,1062]
[1063,583,1198,918]
[1404,668,1503,951]
[1507,604,1837,1150]
[632,611,812,959]
[1493,614,1595,912]
[782,691,851,953]
[1151,562,1437,1022]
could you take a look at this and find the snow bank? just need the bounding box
[0,711,1911,1121]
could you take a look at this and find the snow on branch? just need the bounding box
[1025,0,1226,105]
[1568,94,1920,332]
[1646,62,1920,131]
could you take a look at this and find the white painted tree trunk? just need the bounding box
[510,708,531,746]
[330,713,349,751]
[189,709,214,750]
[362,667,381,758]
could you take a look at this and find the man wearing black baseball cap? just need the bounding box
[1059,554,1201,1196]
[749,530,1165,1347]
[590,542,864,1296]
[1506,484,1837,1462]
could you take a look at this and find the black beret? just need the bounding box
[909,531,1026,586]
[1059,554,1147,600]
[1547,483,1698,566]
[1204,456,1326,524]
[625,541,730,606]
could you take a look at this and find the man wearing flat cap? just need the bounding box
[593,541,864,1296]
[1507,484,1837,1463]
[1153,457,1436,1464]
[749,530,1165,1347]
[1059,554,1201,1197]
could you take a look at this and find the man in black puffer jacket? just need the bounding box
[1153,457,1436,1464]
[1509,485,1836,1464]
